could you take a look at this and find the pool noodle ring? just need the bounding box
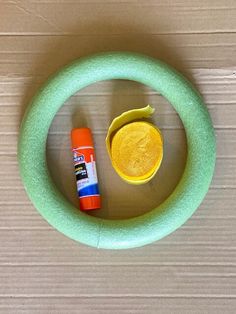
[18,52,216,249]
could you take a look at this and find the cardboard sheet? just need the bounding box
[0,1,235,312]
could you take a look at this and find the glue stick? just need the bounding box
[71,128,101,210]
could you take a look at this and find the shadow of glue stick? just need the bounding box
[71,128,101,211]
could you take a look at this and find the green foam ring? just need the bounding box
[18,52,216,249]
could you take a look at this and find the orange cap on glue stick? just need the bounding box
[71,128,101,211]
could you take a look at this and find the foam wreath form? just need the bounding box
[18,52,216,249]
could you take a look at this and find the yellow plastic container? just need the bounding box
[106,105,163,185]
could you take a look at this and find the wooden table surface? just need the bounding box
[0,1,236,313]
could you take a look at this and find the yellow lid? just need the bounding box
[106,105,163,185]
